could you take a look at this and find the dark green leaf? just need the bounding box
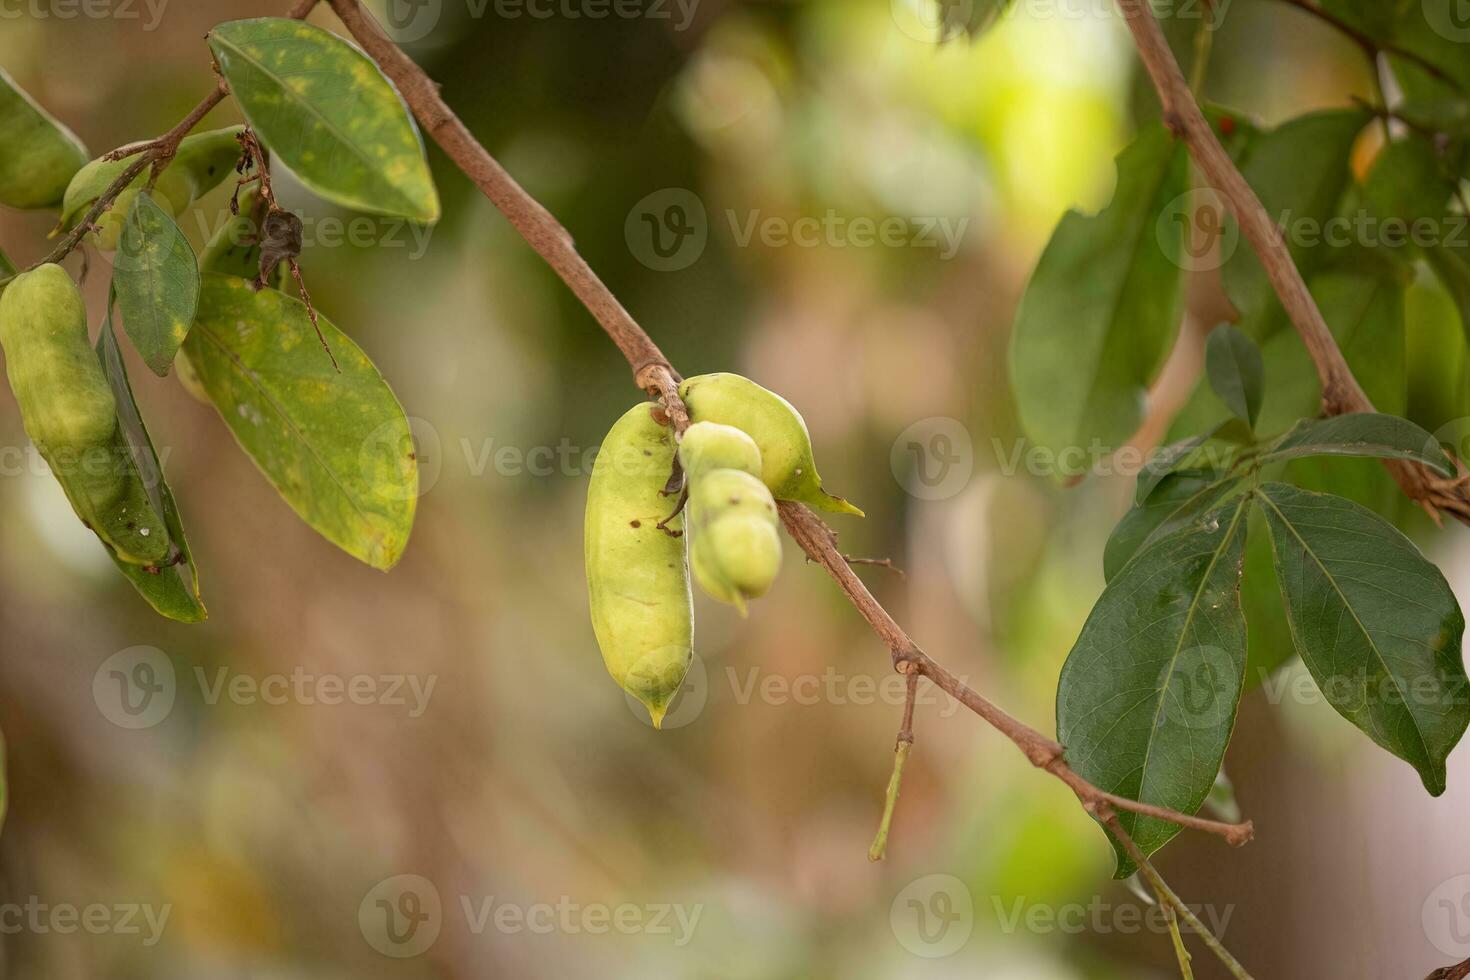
[1058,494,1250,876]
[1010,125,1187,476]
[1134,419,1248,505]
[1105,469,1242,581]
[1255,483,1469,794]
[183,273,418,569]
[96,310,206,622]
[1221,110,1368,317]
[1363,137,1457,227]
[0,249,14,278]
[209,18,440,222]
[113,192,200,376]
[1427,242,1470,348]
[1386,2,1470,103]
[0,65,88,209]
[1205,324,1264,427]
[1256,413,1454,475]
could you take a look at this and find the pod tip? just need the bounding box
[817,490,865,518]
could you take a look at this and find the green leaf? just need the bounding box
[1386,2,1470,103]
[0,65,88,209]
[113,192,201,376]
[1105,469,1242,581]
[1427,243,1470,348]
[209,18,440,223]
[0,248,14,278]
[96,309,206,622]
[1363,137,1455,227]
[1167,268,1408,441]
[1256,413,1455,475]
[1133,418,1248,505]
[1221,110,1368,317]
[1058,494,1250,876]
[1254,483,1470,794]
[1205,324,1264,427]
[183,273,417,569]
[1010,124,1188,476]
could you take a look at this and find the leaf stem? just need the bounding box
[868,666,918,862]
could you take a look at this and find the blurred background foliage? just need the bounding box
[0,0,1468,976]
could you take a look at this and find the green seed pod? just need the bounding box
[60,126,244,250]
[585,402,694,727]
[686,468,782,614]
[0,265,168,565]
[0,265,116,453]
[678,421,762,480]
[679,372,863,516]
[0,67,89,209]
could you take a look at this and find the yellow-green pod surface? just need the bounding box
[0,265,116,453]
[0,265,168,565]
[585,402,694,727]
[686,468,782,614]
[679,373,863,516]
[678,421,762,480]
[0,67,89,209]
[60,126,243,250]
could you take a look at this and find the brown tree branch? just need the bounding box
[315,0,1255,848]
[1114,0,1470,525]
[323,0,686,425]
[1427,958,1470,980]
[256,4,1262,973]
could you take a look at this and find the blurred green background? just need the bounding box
[1,0,1469,976]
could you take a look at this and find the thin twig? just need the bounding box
[1273,0,1463,92]
[868,664,919,862]
[1115,0,1470,524]
[1100,807,1254,980]
[778,499,1255,845]
[843,555,904,576]
[0,8,313,289]
[1163,900,1195,980]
